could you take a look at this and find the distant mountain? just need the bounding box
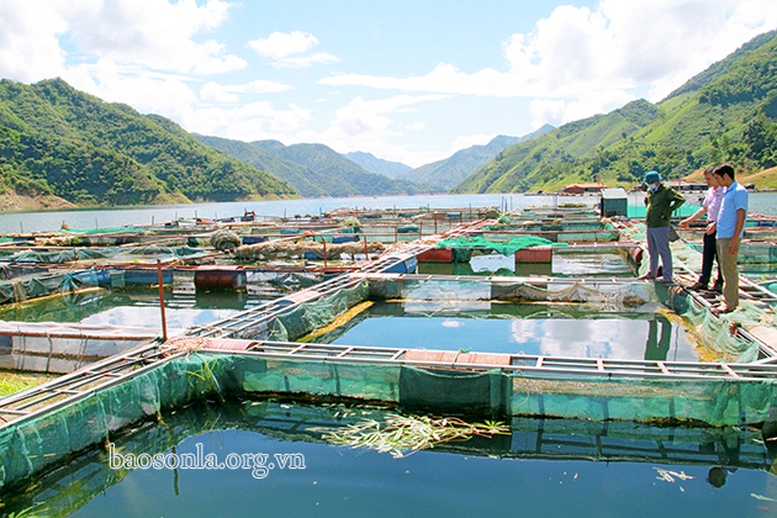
[194,135,329,198]
[197,136,439,197]
[344,151,411,179]
[452,30,777,193]
[0,78,295,207]
[406,128,553,190]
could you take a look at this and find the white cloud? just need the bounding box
[272,52,340,69]
[249,31,319,59]
[201,81,239,103]
[320,63,516,96]
[64,59,200,123]
[0,0,243,82]
[529,99,568,129]
[0,0,68,82]
[291,94,450,166]
[66,0,244,75]
[188,101,313,142]
[249,31,339,68]
[200,79,293,103]
[321,0,777,131]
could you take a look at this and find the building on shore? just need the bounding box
[560,183,606,195]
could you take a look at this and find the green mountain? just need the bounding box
[194,135,329,198]
[0,78,295,207]
[253,141,439,196]
[452,30,777,193]
[409,129,552,190]
[199,136,438,197]
[344,151,411,179]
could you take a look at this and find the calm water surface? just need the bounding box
[4,400,771,518]
[0,190,746,234]
[326,302,698,362]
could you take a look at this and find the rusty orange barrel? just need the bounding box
[514,246,553,264]
[417,248,454,263]
[194,266,247,290]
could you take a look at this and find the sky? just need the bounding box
[0,1,775,168]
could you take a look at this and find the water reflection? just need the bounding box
[326,302,699,362]
[643,316,672,362]
[3,399,774,517]
[418,252,633,278]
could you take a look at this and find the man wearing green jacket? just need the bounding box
[640,171,685,283]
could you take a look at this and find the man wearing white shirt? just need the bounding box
[679,166,724,291]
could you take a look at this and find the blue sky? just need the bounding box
[1,0,775,167]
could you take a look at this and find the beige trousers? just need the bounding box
[716,238,739,308]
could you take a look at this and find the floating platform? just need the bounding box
[2,204,777,497]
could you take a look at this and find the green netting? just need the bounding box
[624,223,775,362]
[434,235,564,256]
[267,282,369,341]
[240,357,400,402]
[235,355,777,427]
[3,350,777,495]
[370,278,492,301]
[0,269,104,305]
[557,230,620,242]
[1,248,112,263]
[734,243,777,264]
[9,397,772,517]
[667,291,767,364]
[0,245,207,264]
[487,220,606,231]
[62,226,152,234]
[0,353,239,492]
[510,375,777,426]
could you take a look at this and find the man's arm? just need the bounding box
[670,190,686,212]
[727,209,746,254]
[680,206,708,227]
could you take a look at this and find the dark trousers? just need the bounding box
[699,229,719,287]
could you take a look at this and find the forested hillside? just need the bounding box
[408,129,552,190]
[452,30,777,193]
[198,136,438,197]
[344,151,411,179]
[0,79,295,207]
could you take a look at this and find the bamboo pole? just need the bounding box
[157,260,168,341]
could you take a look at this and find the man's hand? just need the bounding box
[706,221,716,235]
[728,238,740,255]
[679,218,690,228]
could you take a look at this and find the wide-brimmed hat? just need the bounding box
[643,171,661,184]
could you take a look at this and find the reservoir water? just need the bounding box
[1,192,776,516]
[0,191,735,234]
[3,399,774,518]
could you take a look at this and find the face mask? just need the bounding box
[648,183,659,193]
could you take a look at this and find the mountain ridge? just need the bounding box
[403,127,554,190]
[451,30,777,194]
[0,78,295,206]
[343,151,411,179]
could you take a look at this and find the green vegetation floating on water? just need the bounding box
[0,370,55,397]
[312,413,509,458]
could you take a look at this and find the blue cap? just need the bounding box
[644,171,661,184]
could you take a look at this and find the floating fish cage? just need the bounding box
[3,208,777,512]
